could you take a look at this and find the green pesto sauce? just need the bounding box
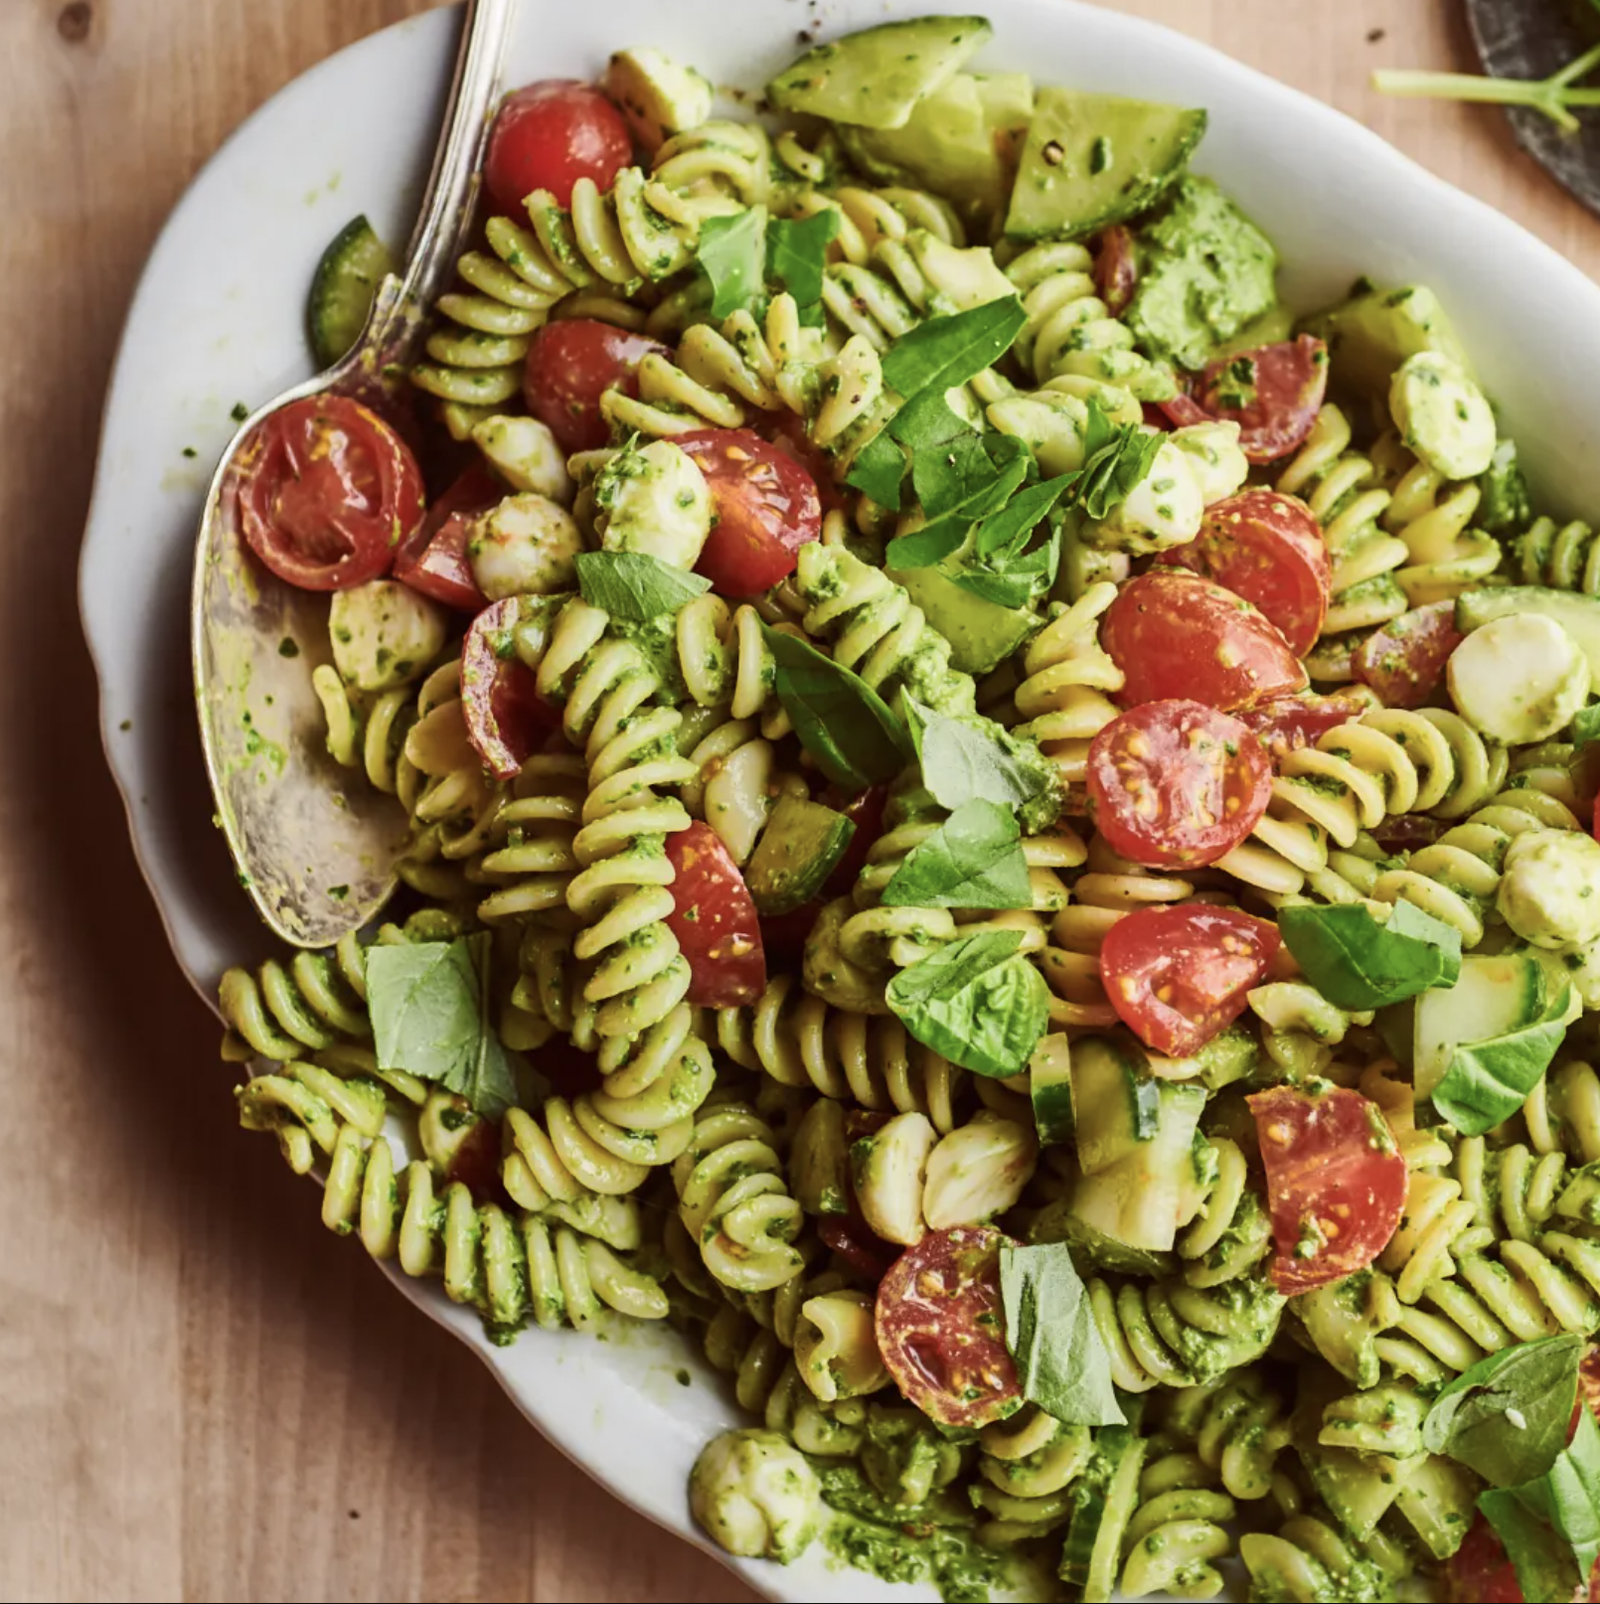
[607,613,688,705]
[1125,175,1279,371]
[815,1466,1012,1604]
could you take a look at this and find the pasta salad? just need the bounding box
[217,15,1600,1602]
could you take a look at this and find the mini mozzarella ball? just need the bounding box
[689,1430,821,1564]
[1555,937,1600,1010]
[921,1113,1039,1231]
[850,1110,936,1246]
[1090,436,1206,554]
[1390,351,1497,480]
[328,579,449,692]
[470,414,573,504]
[596,439,713,569]
[1496,829,1600,949]
[467,493,583,601]
[1448,612,1591,744]
[1169,419,1250,505]
[603,47,714,152]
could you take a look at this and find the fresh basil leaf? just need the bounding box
[886,930,1051,1077]
[1479,1486,1583,1604]
[912,429,1033,523]
[881,297,1027,399]
[883,516,969,573]
[1542,1408,1600,1586]
[848,300,1027,507]
[1423,1334,1583,1486]
[697,205,768,320]
[903,698,1058,825]
[366,935,516,1119]
[889,388,975,458]
[884,451,1031,573]
[970,526,1063,608]
[1478,1405,1600,1604]
[1279,900,1461,1011]
[766,211,839,326]
[1075,420,1164,522]
[762,624,910,791]
[1432,985,1576,1136]
[575,550,711,622]
[882,799,1032,909]
[974,475,1068,558]
[1573,703,1600,749]
[845,430,909,509]
[999,1242,1126,1427]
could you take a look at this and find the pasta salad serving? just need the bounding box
[216,14,1600,1602]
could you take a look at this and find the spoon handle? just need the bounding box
[362,0,517,367]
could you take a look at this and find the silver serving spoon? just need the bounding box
[191,0,515,950]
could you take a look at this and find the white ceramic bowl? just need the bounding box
[78,2,1600,1598]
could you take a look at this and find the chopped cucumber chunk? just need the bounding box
[744,796,855,916]
[307,215,394,369]
[1414,953,1546,1099]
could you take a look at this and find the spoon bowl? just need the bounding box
[190,0,514,950]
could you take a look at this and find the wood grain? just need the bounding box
[1,1,1595,1599]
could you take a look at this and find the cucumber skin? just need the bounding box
[307,215,394,369]
[744,797,856,917]
[1060,1427,1147,1602]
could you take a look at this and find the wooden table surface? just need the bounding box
[3,0,1597,1598]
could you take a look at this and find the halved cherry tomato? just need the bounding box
[1446,1518,1526,1604]
[1247,1084,1408,1296]
[875,1225,1021,1430]
[822,784,887,897]
[1087,700,1272,870]
[666,822,766,1007]
[484,80,632,214]
[235,395,424,591]
[395,462,497,612]
[433,1098,509,1206]
[1235,691,1367,762]
[1103,570,1308,712]
[1372,813,1444,854]
[1094,224,1137,317]
[523,320,669,455]
[1161,336,1330,463]
[534,1038,603,1100]
[768,410,849,516]
[1352,600,1464,710]
[460,599,560,781]
[1101,906,1281,1058]
[818,1215,899,1284]
[1158,392,1211,430]
[673,428,823,597]
[1157,489,1330,656]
